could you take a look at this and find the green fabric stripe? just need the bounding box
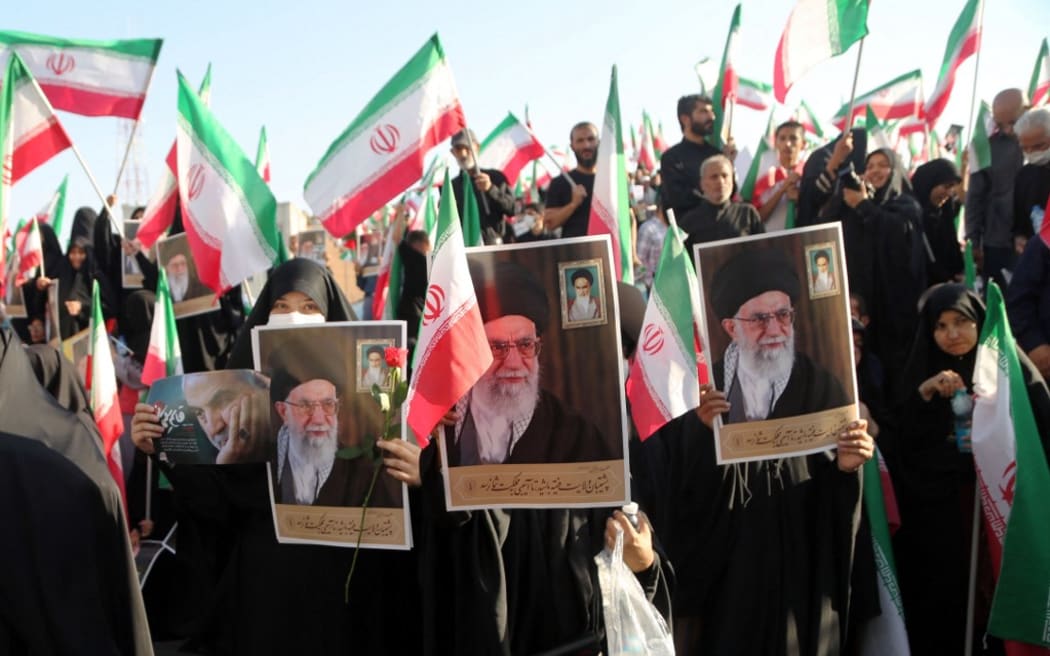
[157,267,180,374]
[605,65,632,283]
[255,125,268,171]
[828,0,870,53]
[50,174,68,249]
[832,69,921,120]
[480,113,517,151]
[435,169,459,252]
[738,76,772,93]
[710,4,741,149]
[461,168,482,248]
[652,213,697,361]
[0,30,161,61]
[933,0,980,81]
[970,101,992,170]
[304,34,445,189]
[740,111,775,202]
[176,71,279,258]
[1029,39,1048,101]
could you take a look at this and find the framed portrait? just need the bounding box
[438,236,629,511]
[558,258,608,329]
[358,230,383,277]
[356,337,395,393]
[252,321,411,550]
[295,228,327,265]
[805,241,841,299]
[156,234,219,319]
[122,219,144,289]
[2,279,27,319]
[61,328,91,387]
[693,224,858,464]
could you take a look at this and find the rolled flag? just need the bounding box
[710,4,742,148]
[737,77,774,111]
[460,165,483,248]
[832,70,925,130]
[255,125,271,183]
[36,174,68,250]
[626,214,702,440]
[923,0,983,128]
[0,30,161,120]
[404,169,492,446]
[972,283,1050,649]
[89,280,127,511]
[773,0,869,103]
[967,101,993,172]
[587,65,633,283]
[13,216,42,286]
[305,34,465,239]
[1028,39,1050,107]
[175,70,280,293]
[477,112,544,185]
[795,99,826,138]
[141,267,183,386]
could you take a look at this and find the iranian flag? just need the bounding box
[0,31,161,120]
[305,34,465,239]
[866,105,893,151]
[710,4,742,148]
[924,0,983,128]
[653,121,668,157]
[626,213,702,439]
[773,0,869,103]
[13,216,42,286]
[137,65,212,249]
[968,101,993,172]
[740,112,778,203]
[35,174,69,249]
[0,53,72,187]
[256,125,271,183]
[972,283,1050,651]
[371,212,402,319]
[141,267,183,385]
[477,112,544,185]
[637,111,657,172]
[795,99,826,138]
[404,169,492,446]
[89,280,127,508]
[175,70,280,293]
[1029,39,1050,107]
[588,65,633,283]
[832,70,925,130]
[737,77,774,111]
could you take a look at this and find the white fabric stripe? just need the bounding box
[11,78,58,148]
[781,0,835,83]
[637,292,697,418]
[479,124,536,170]
[0,45,153,96]
[972,339,1015,540]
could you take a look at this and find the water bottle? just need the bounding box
[621,502,641,530]
[951,388,974,454]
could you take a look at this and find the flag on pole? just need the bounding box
[924,0,983,128]
[304,34,465,239]
[972,283,1050,649]
[637,111,657,172]
[404,169,492,446]
[1028,39,1050,107]
[371,212,401,319]
[477,112,544,185]
[968,101,993,172]
[654,121,668,157]
[141,267,183,386]
[773,0,869,103]
[13,216,42,286]
[737,77,774,111]
[89,280,127,508]
[626,215,701,439]
[137,65,212,249]
[711,4,742,148]
[0,31,162,120]
[175,70,280,294]
[36,174,68,250]
[795,99,826,138]
[587,65,633,283]
[832,70,925,130]
[866,105,893,151]
[255,125,271,183]
[740,112,778,203]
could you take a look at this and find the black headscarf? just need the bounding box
[25,344,92,418]
[866,148,913,205]
[121,289,156,366]
[911,159,962,213]
[227,258,356,369]
[911,160,964,286]
[69,206,98,247]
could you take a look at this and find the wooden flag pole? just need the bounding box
[112,63,160,196]
[843,38,867,132]
[68,140,124,239]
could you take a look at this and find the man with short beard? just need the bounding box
[544,122,599,239]
[446,260,614,465]
[164,252,208,303]
[660,94,733,220]
[679,155,763,256]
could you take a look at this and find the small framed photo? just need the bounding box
[156,233,219,319]
[558,258,607,329]
[295,228,327,265]
[805,242,840,299]
[356,337,395,392]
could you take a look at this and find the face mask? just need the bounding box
[267,311,325,327]
[1025,148,1050,166]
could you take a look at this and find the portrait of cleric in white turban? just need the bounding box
[441,236,629,510]
[694,225,858,463]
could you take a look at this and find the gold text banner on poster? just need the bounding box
[275,505,405,546]
[719,405,858,463]
[448,460,626,506]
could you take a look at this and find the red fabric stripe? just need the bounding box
[320,104,465,238]
[39,83,146,120]
[10,120,71,184]
[924,31,980,127]
[180,205,225,294]
[625,359,671,441]
[501,144,545,186]
[773,28,790,103]
[136,183,178,249]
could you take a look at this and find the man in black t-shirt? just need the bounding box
[450,129,518,244]
[544,122,598,239]
[660,94,736,221]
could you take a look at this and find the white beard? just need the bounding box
[569,297,597,321]
[734,330,796,421]
[286,421,338,505]
[469,363,541,463]
[169,272,189,302]
[361,365,386,387]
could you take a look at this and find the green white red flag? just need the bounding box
[737,77,774,111]
[1029,39,1050,107]
[35,174,68,250]
[866,105,893,151]
[626,214,702,439]
[972,283,1050,650]
[371,212,402,319]
[587,65,633,283]
[175,70,280,293]
[404,169,492,446]
[773,0,869,103]
[141,267,183,386]
[924,0,983,128]
[13,216,42,286]
[0,31,161,120]
[89,280,127,508]
[255,125,271,183]
[711,4,742,148]
[795,99,826,138]
[832,70,925,130]
[305,34,465,239]
[478,112,544,185]
[637,111,657,172]
[740,112,777,203]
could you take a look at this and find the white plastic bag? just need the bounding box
[594,525,675,655]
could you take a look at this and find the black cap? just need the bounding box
[469,259,550,335]
[709,249,800,319]
[450,128,479,148]
[266,332,347,402]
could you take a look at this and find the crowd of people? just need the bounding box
[2,88,1050,656]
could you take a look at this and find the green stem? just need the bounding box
[344,457,384,604]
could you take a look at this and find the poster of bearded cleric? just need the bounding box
[252,321,411,549]
[156,233,219,319]
[693,224,858,463]
[439,236,629,510]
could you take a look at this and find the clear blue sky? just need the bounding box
[8,0,1049,226]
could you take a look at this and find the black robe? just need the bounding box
[678,198,765,257]
[912,159,964,287]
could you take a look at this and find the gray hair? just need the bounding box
[1016,108,1050,138]
[700,154,733,179]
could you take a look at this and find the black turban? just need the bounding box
[266,332,347,403]
[709,248,800,319]
[470,259,550,335]
[571,268,594,285]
